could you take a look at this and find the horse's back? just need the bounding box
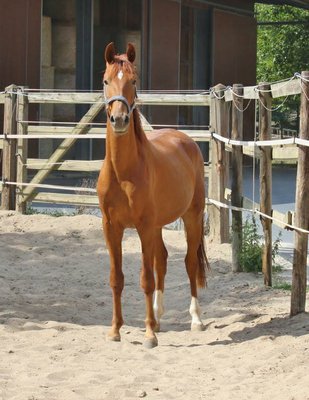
[147,128,203,164]
[146,128,205,225]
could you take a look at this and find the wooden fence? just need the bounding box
[208,72,308,317]
[0,87,211,211]
[0,71,308,316]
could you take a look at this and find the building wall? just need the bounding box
[147,0,182,124]
[43,0,76,122]
[212,8,257,140]
[0,0,41,90]
[212,9,257,86]
[39,0,77,158]
[0,0,41,157]
[1,0,258,160]
[204,0,254,13]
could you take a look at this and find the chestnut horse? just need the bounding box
[97,42,209,348]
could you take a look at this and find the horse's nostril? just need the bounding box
[124,115,129,124]
[110,115,115,123]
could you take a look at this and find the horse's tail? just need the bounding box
[196,220,210,288]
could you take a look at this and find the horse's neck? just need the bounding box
[105,113,147,179]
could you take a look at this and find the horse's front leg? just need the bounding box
[103,218,124,342]
[137,226,158,348]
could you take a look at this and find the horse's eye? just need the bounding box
[132,80,136,85]
[103,80,108,85]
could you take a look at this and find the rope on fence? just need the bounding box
[207,198,309,235]
[214,72,307,95]
[17,120,108,125]
[15,120,209,129]
[23,88,211,94]
[0,134,107,139]
[0,132,213,140]
[257,94,290,112]
[0,180,97,193]
[255,73,297,93]
[212,132,309,147]
[23,159,104,168]
[207,73,307,115]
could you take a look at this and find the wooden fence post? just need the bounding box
[1,85,18,210]
[290,70,309,316]
[16,87,29,213]
[209,84,229,243]
[231,84,244,272]
[258,82,272,287]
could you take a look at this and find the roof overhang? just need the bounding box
[257,1,309,10]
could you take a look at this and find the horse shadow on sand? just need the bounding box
[205,312,309,346]
[1,229,308,344]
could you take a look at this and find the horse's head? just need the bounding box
[103,42,137,135]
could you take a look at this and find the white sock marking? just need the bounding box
[153,290,164,323]
[189,297,203,326]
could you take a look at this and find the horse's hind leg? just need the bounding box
[182,209,206,331]
[153,228,168,332]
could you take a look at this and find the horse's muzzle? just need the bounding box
[110,113,130,134]
[105,94,136,134]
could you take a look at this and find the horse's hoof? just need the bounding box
[191,323,205,332]
[144,336,158,349]
[106,332,121,342]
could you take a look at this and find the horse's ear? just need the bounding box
[126,43,136,63]
[105,42,116,64]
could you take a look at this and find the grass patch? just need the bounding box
[273,280,309,292]
[273,280,292,291]
[238,215,282,274]
[26,206,76,217]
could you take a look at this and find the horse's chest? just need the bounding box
[102,180,145,224]
[105,180,137,203]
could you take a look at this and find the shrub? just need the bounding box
[239,215,282,273]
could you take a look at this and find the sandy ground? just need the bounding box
[0,210,309,400]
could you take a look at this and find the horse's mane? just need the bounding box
[133,108,145,141]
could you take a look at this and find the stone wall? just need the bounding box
[40,0,76,157]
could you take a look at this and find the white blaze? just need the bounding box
[117,70,124,80]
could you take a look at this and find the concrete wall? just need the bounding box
[52,21,76,122]
[40,0,76,157]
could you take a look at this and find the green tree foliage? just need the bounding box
[256,5,308,81]
[255,4,309,130]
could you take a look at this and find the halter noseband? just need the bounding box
[104,85,137,118]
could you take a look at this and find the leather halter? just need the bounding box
[104,84,137,118]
